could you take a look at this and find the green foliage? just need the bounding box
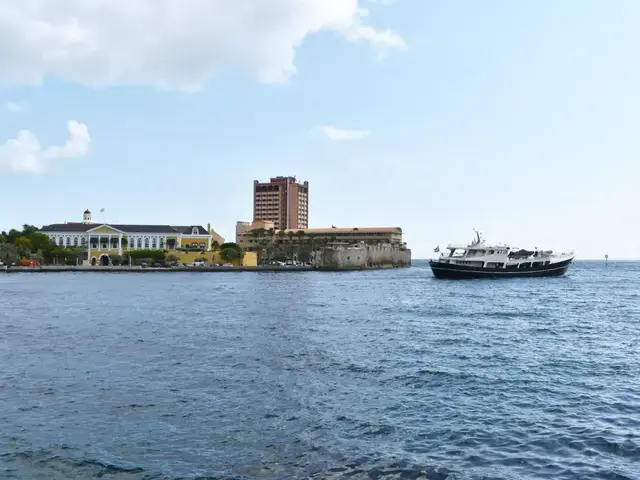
[109,254,123,266]
[219,242,243,263]
[14,236,32,255]
[1,226,57,264]
[21,225,38,236]
[220,247,240,263]
[5,229,22,244]
[27,232,55,253]
[0,244,19,265]
[166,254,180,265]
[219,242,241,250]
[50,247,84,265]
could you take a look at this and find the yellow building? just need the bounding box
[236,220,404,252]
[40,209,225,266]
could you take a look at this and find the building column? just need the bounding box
[118,235,122,255]
[108,234,112,251]
[87,236,91,266]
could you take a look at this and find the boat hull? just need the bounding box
[429,258,573,279]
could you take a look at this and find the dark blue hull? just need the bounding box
[429,258,573,279]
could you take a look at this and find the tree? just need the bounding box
[0,234,5,244]
[21,224,39,236]
[220,247,240,263]
[14,236,32,255]
[210,240,219,251]
[27,232,55,253]
[219,242,243,263]
[6,229,21,244]
[109,254,123,266]
[0,244,19,265]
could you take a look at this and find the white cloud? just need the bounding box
[314,126,371,141]
[6,101,29,114]
[0,121,91,173]
[0,1,406,92]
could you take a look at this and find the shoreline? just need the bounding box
[1,265,411,273]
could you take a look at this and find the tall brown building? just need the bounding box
[253,176,309,230]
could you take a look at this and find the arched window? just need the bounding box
[58,237,64,246]
[192,227,199,235]
[137,238,142,248]
[81,237,87,246]
[159,238,165,249]
[73,237,78,246]
[151,238,157,249]
[66,236,71,246]
[129,237,134,250]
[144,237,149,249]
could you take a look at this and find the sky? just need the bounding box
[1,0,639,259]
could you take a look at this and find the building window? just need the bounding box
[137,238,142,249]
[73,237,78,246]
[58,237,63,246]
[144,238,149,249]
[151,238,157,249]
[81,237,87,246]
[66,236,71,246]
[192,227,199,235]
[159,238,165,249]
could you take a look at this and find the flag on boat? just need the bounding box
[434,245,440,253]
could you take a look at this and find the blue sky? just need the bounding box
[1,0,639,259]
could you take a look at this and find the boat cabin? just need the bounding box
[437,231,555,270]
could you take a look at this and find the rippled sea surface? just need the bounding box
[1,261,638,480]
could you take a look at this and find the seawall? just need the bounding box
[314,243,411,270]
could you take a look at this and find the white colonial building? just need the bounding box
[39,209,223,265]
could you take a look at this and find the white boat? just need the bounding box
[429,230,575,279]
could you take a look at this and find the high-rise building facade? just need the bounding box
[253,176,309,230]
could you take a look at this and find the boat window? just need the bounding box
[489,250,494,254]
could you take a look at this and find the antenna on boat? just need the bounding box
[471,228,482,246]
[605,253,608,265]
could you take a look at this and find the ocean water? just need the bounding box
[0,260,638,480]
